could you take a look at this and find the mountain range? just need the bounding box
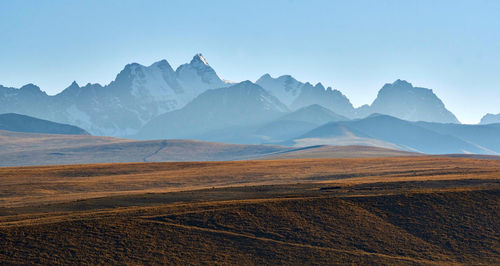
[0,54,231,136]
[1,54,470,137]
[356,79,460,123]
[1,53,498,156]
[288,114,500,154]
[2,110,499,160]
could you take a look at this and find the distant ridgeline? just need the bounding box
[480,113,500,124]
[1,54,499,155]
[0,113,88,135]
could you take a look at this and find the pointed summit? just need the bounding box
[69,81,80,88]
[175,53,227,92]
[57,80,83,97]
[191,53,210,66]
[314,82,325,90]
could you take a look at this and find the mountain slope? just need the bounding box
[277,104,348,124]
[415,121,500,154]
[255,74,304,106]
[0,113,89,135]
[291,82,354,117]
[357,80,459,124]
[480,113,500,124]
[136,81,288,140]
[253,104,349,143]
[291,115,489,154]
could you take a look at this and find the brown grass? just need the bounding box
[0,185,498,265]
[0,157,499,264]
[1,156,499,207]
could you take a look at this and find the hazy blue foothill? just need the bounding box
[135,81,287,140]
[289,114,500,154]
[0,113,88,135]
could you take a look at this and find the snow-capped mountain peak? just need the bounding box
[192,53,210,66]
[175,53,228,94]
[0,54,233,137]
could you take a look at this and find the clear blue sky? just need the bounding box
[1,0,499,123]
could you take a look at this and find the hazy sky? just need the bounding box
[1,0,499,123]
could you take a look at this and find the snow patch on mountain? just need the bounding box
[256,74,303,106]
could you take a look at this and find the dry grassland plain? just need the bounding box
[0,156,499,264]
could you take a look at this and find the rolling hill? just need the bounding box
[290,114,495,154]
[0,113,88,135]
[415,121,500,154]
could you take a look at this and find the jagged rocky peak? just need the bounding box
[114,62,142,81]
[175,53,227,90]
[151,59,175,71]
[256,74,355,117]
[57,81,81,96]
[480,113,500,124]
[191,53,210,66]
[256,74,304,107]
[279,74,296,81]
[393,79,412,87]
[19,84,46,95]
[367,79,460,124]
[257,73,272,81]
[68,81,80,89]
[123,62,143,71]
[177,53,214,72]
[314,82,325,90]
[377,79,437,100]
[256,74,302,89]
[379,79,442,98]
